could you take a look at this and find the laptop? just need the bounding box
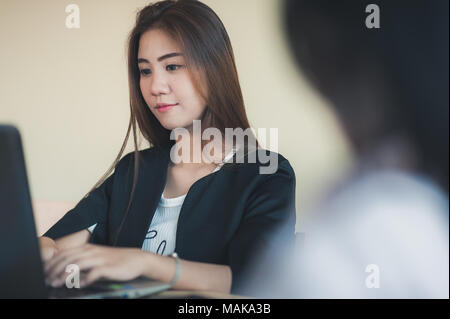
[0,124,172,299]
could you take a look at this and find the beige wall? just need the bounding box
[0,0,352,232]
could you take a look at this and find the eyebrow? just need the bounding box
[138,52,184,64]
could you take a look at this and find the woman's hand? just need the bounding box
[44,244,147,288]
[39,237,58,263]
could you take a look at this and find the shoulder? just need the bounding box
[219,149,296,202]
[309,170,448,232]
[231,148,296,181]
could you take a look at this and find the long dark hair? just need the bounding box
[83,0,256,245]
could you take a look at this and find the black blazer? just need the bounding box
[44,143,297,292]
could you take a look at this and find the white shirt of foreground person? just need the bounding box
[270,170,449,299]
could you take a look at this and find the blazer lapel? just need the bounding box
[114,144,171,248]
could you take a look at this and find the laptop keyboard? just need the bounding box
[47,276,171,299]
[47,284,109,299]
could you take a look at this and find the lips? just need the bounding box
[155,103,178,113]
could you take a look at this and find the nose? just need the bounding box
[150,70,170,96]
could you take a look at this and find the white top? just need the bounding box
[141,192,187,256]
[88,148,236,255]
[268,170,449,299]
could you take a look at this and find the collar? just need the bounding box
[114,143,172,247]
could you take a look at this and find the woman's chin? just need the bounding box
[160,121,188,132]
[157,118,196,132]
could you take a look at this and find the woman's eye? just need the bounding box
[166,64,183,71]
[140,69,151,76]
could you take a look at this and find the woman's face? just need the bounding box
[138,29,207,131]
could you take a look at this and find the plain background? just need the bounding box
[0,0,352,233]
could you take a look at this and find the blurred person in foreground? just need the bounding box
[238,0,449,298]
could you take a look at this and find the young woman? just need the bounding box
[40,0,296,295]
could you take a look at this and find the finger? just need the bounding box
[56,256,106,283]
[40,246,55,263]
[46,248,96,282]
[44,245,85,273]
[81,267,108,287]
[48,269,72,288]
[44,244,95,273]
[47,250,95,283]
[50,257,106,288]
